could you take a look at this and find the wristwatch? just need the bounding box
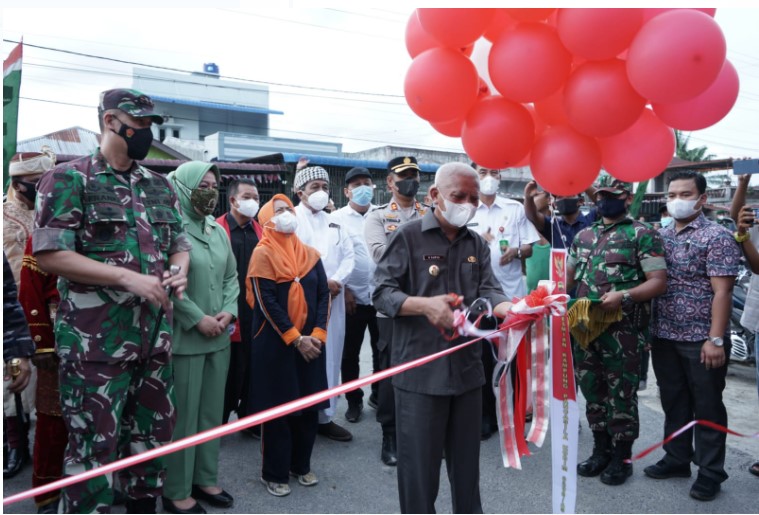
[734,231,750,243]
[709,336,724,347]
[621,290,633,306]
[516,248,522,259]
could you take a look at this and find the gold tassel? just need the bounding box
[567,298,623,349]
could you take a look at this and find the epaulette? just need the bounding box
[370,203,389,212]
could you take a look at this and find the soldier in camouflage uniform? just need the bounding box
[567,180,667,486]
[33,89,191,514]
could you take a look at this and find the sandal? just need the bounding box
[749,461,759,477]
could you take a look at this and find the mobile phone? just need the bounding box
[734,159,759,175]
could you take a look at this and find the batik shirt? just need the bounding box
[653,213,740,342]
[33,150,192,362]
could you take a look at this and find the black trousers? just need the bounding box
[481,341,497,433]
[341,304,379,405]
[261,411,318,484]
[222,340,251,424]
[376,317,395,436]
[651,338,729,482]
[395,387,483,514]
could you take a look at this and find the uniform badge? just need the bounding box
[205,226,212,234]
[387,224,398,232]
[429,265,440,277]
[467,256,477,263]
[390,202,398,211]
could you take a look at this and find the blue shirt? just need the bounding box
[541,209,599,250]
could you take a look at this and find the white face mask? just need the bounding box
[272,211,298,233]
[236,198,259,218]
[440,196,476,228]
[667,198,701,220]
[479,176,499,196]
[306,190,329,211]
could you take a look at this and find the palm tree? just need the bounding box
[675,130,716,162]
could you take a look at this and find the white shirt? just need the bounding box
[294,203,354,285]
[470,196,540,298]
[330,203,376,305]
[740,225,759,331]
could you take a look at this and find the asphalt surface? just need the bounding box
[4,335,758,514]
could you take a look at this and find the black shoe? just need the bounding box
[644,459,692,479]
[125,497,158,514]
[481,422,495,441]
[191,486,234,508]
[367,393,378,410]
[577,431,611,477]
[161,497,206,514]
[3,446,29,479]
[317,421,353,442]
[689,473,721,501]
[37,500,59,514]
[345,402,363,423]
[381,434,398,466]
[600,460,633,485]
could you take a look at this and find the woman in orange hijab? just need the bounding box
[244,194,330,498]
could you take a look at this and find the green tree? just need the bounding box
[675,130,716,162]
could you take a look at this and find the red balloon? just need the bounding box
[564,59,646,137]
[627,10,726,103]
[533,87,570,126]
[531,126,601,196]
[489,23,572,102]
[652,60,740,131]
[405,10,475,58]
[461,96,535,169]
[505,8,556,22]
[642,8,716,23]
[417,8,495,48]
[404,48,479,123]
[599,109,676,182]
[483,10,516,42]
[430,118,464,138]
[557,9,643,61]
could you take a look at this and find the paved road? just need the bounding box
[4,337,758,514]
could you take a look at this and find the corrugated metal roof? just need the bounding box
[17,127,100,156]
[151,95,284,116]
[279,152,438,173]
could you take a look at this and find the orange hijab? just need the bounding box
[246,194,321,331]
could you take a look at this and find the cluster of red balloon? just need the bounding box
[404,8,739,196]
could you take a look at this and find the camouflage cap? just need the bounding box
[596,179,632,195]
[99,88,164,125]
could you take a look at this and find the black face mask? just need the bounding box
[395,178,420,199]
[555,198,579,215]
[16,180,37,204]
[596,197,628,219]
[112,119,154,161]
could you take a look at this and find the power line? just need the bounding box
[17,95,463,153]
[2,39,404,99]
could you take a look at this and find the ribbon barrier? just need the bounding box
[628,420,759,463]
[4,307,540,508]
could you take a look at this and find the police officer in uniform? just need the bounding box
[364,156,427,466]
[567,180,667,486]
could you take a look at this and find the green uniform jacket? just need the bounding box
[170,162,239,355]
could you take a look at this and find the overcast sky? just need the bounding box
[2,5,758,160]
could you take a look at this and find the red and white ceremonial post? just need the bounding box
[550,249,579,514]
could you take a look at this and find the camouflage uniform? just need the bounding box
[33,149,191,513]
[568,218,665,441]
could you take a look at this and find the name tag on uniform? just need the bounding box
[424,255,444,261]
